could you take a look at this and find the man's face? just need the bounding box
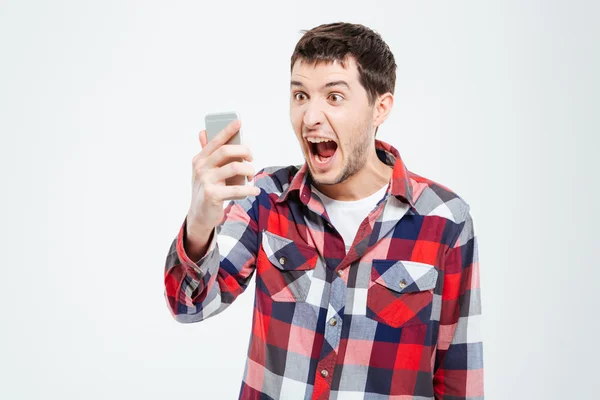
[290,57,375,186]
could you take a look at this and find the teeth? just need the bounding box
[306,137,333,144]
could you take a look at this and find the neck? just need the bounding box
[312,149,392,201]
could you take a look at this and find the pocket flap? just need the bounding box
[261,230,318,271]
[372,260,438,294]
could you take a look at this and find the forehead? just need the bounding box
[291,57,360,85]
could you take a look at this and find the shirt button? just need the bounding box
[329,318,337,326]
[336,270,343,277]
[279,257,287,265]
[399,279,407,288]
[320,369,329,378]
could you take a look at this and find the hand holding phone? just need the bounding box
[186,112,260,238]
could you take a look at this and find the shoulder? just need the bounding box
[251,164,302,195]
[407,170,471,225]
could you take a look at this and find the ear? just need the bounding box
[372,92,394,129]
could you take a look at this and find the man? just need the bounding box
[164,22,484,399]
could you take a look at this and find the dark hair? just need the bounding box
[290,22,396,107]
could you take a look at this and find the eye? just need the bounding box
[293,92,307,101]
[328,93,344,103]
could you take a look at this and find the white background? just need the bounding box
[1,1,598,399]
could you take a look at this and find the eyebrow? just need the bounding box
[290,80,350,90]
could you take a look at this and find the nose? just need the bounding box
[302,100,326,130]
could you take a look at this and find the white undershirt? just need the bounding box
[311,183,389,253]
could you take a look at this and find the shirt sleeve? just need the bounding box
[433,206,484,399]
[163,182,261,324]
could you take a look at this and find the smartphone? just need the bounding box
[204,111,247,186]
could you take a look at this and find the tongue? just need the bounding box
[315,141,337,158]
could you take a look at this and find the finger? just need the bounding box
[205,144,254,168]
[199,130,208,148]
[212,184,261,202]
[201,119,241,157]
[211,161,256,184]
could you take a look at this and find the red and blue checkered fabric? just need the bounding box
[164,139,484,399]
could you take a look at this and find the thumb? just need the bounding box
[199,130,208,148]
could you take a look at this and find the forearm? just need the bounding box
[164,200,259,323]
[184,219,215,263]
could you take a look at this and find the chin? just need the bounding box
[308,166,343,186]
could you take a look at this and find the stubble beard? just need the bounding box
[308,120,373,187]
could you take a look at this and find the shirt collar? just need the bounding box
[275,139,415,209]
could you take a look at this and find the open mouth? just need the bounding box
[307,139,338,167]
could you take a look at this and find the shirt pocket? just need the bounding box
[366,259,439,328]
[257,230,319,302]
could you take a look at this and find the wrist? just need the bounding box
[184,222,214,263]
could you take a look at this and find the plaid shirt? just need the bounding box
[164,139,484,399]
